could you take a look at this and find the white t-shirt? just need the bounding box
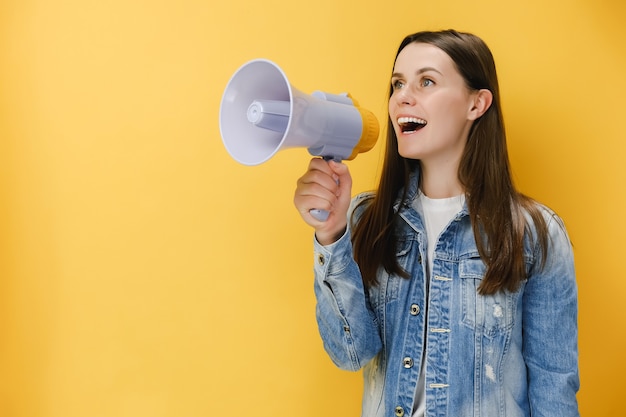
[412,191,465,416]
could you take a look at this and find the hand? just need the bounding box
[293,158,352,245]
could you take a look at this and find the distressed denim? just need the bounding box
[312,172,579,417]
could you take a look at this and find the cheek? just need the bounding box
[388,103,399,130]
[387,100,401,126]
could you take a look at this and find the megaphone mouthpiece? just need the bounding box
[346,105,379,160]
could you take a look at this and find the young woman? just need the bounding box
[293,30,580,417]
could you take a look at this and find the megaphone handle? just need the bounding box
[310,208,331,222]
[309,156,340,222]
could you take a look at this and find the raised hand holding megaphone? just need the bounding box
[219,59,379,221]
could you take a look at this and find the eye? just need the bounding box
[421,78,434,87]
[391,79,405,90]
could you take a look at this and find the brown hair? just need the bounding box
[352,30,548,295]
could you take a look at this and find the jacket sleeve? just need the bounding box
[312,198,382,371]
[522,211,580,416]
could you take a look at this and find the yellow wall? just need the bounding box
[1,0,624,416]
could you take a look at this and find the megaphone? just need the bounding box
[219,58,379,220]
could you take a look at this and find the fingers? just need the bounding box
[308,159,340,188]
[295,159,339,211]
[293,158,352,234]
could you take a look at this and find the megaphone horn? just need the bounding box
[219,59,379,220]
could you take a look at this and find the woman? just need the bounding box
[293,30,579,417]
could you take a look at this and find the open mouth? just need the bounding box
[398,116,427,133]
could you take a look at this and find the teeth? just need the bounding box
[398,117,427,125]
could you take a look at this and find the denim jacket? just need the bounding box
[312,172,580,417]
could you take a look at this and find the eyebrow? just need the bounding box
[392,67,443,78]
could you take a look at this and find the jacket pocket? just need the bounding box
[459,257,514,338]
[378,235,419,303]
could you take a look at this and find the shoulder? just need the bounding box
[519,198,572,262]
[348,192,376,225]
[521,199,567,235]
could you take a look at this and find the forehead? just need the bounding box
[393,42,456,73]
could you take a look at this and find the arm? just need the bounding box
[293,159,382,370]
[522,212,580,416]
[312,222,382,371]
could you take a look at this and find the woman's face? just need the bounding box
[389,42,479,166]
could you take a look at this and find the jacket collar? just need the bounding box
[393,166,470,218]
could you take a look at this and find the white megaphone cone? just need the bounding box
[219,59,379,220]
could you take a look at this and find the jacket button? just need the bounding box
[317,253,325,266]
[410,304,420,315]
[394,406,405,417]
[403,357,414,368]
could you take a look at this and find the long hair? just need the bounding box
[352,30,548,295]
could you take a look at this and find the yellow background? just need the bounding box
[1,0,624,416]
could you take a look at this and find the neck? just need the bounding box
[419,160,464,199]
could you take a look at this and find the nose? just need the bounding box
[396,86,416,106]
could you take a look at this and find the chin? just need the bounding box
[397,144,423,160]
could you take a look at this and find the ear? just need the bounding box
[468,89,493,121]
